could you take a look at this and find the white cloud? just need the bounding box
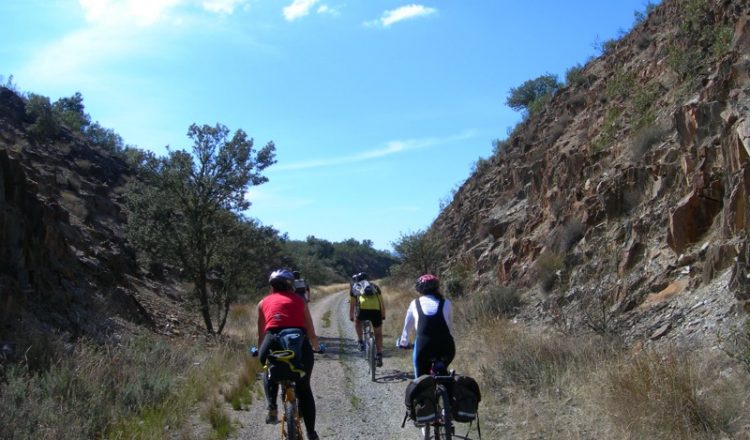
[202,0,246,14]
[366,4,437,28]
[78,0,183,26]
[282,0,318,21]
[316,4,339,16]
[274,131,475,172]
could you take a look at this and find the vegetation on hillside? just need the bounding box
[283,236,397,285]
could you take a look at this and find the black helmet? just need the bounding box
[355,272,369,282]
[269,269,294,291]
[415,274,439,295]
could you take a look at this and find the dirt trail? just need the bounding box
[230,290,422,440]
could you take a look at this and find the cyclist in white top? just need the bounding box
[397,274,455,378]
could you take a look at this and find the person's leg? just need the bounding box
[262,371,279,423]
[354,318,364,350]
[297,343,318,438]
[374,326,383,353]
[259,334,279,423]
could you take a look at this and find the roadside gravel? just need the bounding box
[230,290,422,440]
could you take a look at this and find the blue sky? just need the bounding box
[1,0,655,251]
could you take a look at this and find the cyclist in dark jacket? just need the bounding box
[397,274,455,378]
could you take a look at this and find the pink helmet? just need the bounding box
[415,274,439,294]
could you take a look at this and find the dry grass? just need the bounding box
[447,306,750,440]
[0,333,241,440]
[312,282,350,299]
[598,347,748,439]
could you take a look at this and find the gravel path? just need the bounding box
[230,290,423,440]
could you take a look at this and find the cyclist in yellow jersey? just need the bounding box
[349,272,386,366]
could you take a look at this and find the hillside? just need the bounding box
[430,0,750,345]
[0,88,204,356]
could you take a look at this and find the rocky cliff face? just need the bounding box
[432,0,750,345]
[0,88,199,356]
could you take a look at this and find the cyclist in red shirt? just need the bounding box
[257,269,321,440]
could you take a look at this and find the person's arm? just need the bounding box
[398,300,415,347]
[257,299,266,348]
[444,299,454,336]
[303,303,320,350]
[349,295,356,321]
[378,293,386,320]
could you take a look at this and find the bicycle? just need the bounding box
[250,344,326,440]
[398,346,455,440]
[362,319,377,381]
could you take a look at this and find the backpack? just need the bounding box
[353,280,376,296]
[265,328,306,382]
[293,278,307,294]
[404,374,437,424]
[451,375,481,423]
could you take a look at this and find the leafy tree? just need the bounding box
[126,123,276,334]
[391,229,443,278]
[85,122,125,153]
[506,74,562,115]
[53,92,90,133]
[25,93,60,139]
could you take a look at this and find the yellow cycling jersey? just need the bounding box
[355,293,382,311]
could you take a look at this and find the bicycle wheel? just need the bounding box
[283,398,302,440]
[435,385,453,440]
[422,424,431,440]
[368,334,376,381]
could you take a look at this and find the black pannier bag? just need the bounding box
[264,328,306,382]
[451,375,481,423]
[404,374,437,424]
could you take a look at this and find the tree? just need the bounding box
[126,123,276,334]
[391,230,443,278]
[506,74,562,115]
[53,92,89,133]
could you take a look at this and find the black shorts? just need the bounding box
[356,309,383,328]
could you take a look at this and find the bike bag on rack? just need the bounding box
[264,328,306,382]
[404,374,437,424]
[451,375,481,423]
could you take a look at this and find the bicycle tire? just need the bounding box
[435,385,453,440]
[368,334,376,381]
[422,424,431,440]
[284,398,302,440]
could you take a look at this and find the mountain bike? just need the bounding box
[250,344,326,440]
[362,319,377,381]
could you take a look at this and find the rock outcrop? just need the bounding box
[0,88,200,352]
[430,0,750,346]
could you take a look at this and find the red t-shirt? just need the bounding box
[261,290,307,332]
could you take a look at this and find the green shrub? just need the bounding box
[25,93,60,140]
[606,71,635,101]
[534,251,566,292]
[465,285,521,321]
[593,107,624,152]
[630,124,666,160]
[506,74,562,115]
[632,83,660,130]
